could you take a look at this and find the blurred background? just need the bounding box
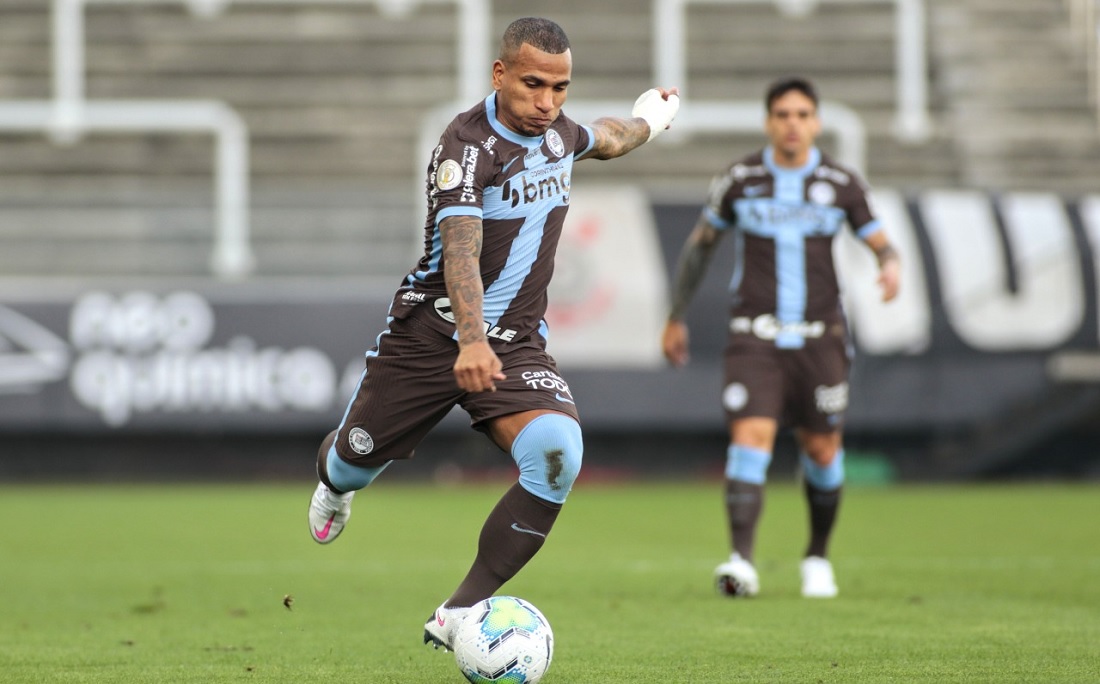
[1,0,1098,484]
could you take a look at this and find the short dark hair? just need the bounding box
[765,77,819,112]
[499,17,571,63]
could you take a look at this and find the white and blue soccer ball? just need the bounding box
[453,596,554,683]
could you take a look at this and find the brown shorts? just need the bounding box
[331,314,580,468]
[721,319,851,433]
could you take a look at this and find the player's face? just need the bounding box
[764,90,821,167]
[492,43,572,137]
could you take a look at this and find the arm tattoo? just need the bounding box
[668,217,723,321]
[440,215,487,346]
[582,117,651,160]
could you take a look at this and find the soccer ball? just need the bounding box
[452,596,554,683]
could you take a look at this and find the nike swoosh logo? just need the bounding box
[554,393,575,404]
[313,515,335,540]
[436,613,446,627]
[511,523,547,538]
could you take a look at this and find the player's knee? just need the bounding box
[726,444,772,485]
[801,449,845,490]
[511,413,583,505]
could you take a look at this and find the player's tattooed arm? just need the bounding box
[668,216,725,321]
[581,117,652,160]
[440,215,488,346]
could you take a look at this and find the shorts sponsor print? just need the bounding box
[332,314,579,468]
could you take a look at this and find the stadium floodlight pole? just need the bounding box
[652,0,931,144]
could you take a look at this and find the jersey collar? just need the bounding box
[763,145,820,179]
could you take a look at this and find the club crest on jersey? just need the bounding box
[436,159,463,191]
[348,427,374,455]
[545,129,565,158]
[722,383,749,412]
[809,181,836,206]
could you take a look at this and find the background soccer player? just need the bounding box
[661,77,900,598]
[306,16,679,649]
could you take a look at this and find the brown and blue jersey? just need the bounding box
[705,146,881,349]
[390,94,595,346]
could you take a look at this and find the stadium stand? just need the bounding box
[0,0,1095,279]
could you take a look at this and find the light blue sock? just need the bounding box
[800,449,845,491]
[725,445,771,485]
[327,446,390,492]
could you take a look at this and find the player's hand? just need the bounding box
[662,319,690,368]
[454,339,507,392]
[877,258,900,302]
[632,87,681,142]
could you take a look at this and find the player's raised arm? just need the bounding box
[581,87,680,160]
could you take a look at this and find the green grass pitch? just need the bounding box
[1,480,1097,682]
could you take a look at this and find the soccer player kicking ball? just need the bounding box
[662,77,900,599]
[306,16,679,650]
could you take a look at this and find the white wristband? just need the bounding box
[632,89,680,142]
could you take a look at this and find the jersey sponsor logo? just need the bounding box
[501,164,571,208]
[401,291,426,303]
[744,200,835,230]
[545,129,565,158]
[433,298,455,323]
[432,298,518,342]
[732,162,767,180]
[459,145,479,203]
[521,369,574,401]
[427,145,445,210]
[814,165,850,185]
[731,314,826,341]
[435,159,462,191]
[348,427,374,454]
[814,382,849,414]
[809,181,836,206]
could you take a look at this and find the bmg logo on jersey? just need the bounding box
[521,370,575,404]
[502,163,571,208]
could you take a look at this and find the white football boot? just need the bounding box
[800,556,839,598]
[714,553,760,597]
[308,482,354,544]
[423,603,473,651]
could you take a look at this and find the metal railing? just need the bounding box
[652,0,931,143]
[1069,0,1100,127]
[0,0,490,278]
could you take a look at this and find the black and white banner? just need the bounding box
[0,189,1097,433]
